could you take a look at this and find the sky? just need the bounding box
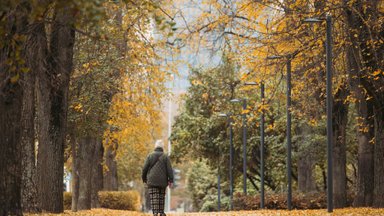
[164,0,223,94]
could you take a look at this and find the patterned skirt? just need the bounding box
[148,187,166,214]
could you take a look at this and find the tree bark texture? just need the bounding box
[37,6,75,212]
[0,4,28,215]
[0,60,24,216]
[346,43,375,207]
[332,85,349,208]
[104,140,118,191]
[91,138,104,208]
[296,124,317,193]
[77,137,96,210]
[297,152,316,193]
[373,107,384,207]
[71,138,80,212]
[0,76,23,216]
[344,0,383,207]
[353,99,375,207]
[21,21,47,214]
[72,136,104,210]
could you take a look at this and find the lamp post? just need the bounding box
[230,98,247,195]
[219,113,234,210]
[303,14,333,213]
[244,81,265,209]
[267,54,292,210]
[166,74,174,213]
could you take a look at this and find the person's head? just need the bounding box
[155,139,164,149]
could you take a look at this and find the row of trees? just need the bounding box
[0,0,174,215]
[170,0,383,209]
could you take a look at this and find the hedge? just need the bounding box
[233,192,354,210]
[63,191,141,211]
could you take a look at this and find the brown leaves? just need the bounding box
[26,208,384,215]
[26,209,146,216]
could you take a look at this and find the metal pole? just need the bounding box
[229,118,234,210]
[260,82,265,209]
[218,164,221,211]
[166,75,174,212]
[287,57,292,210]
[242,99,247,195]
[326,14,333,213]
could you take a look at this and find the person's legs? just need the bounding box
[159,187,166,216]
[149,187,160,215]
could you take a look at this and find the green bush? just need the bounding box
[63,191,140,211]
[200,195,230,212]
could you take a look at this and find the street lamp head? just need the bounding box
[244,82,258,86]
[303,17,324,23]
[218,113,228,117]
[266,55,283,60]
[230,98,241,103]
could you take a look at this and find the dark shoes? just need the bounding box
[153,213,166,216]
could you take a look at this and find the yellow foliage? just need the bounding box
[171,0,364,125]
[191,79,203,86]
[372,69,382,77]
[99,191,141,211]
[241,109,250,115]
[63,0,178,182]
[309,118,318,126]
[202,93,209,100]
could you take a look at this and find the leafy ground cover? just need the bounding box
[26,208,384,216]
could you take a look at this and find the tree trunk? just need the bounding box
[373,107,384,207]
[71,137,80,212]
[0,5,27,215]
[347,46,375,206]
[77,137,96,210]
[297,152,316,192]
[37,6,75,212]
[0,64,24,216]
[344,27,375,207]
[104,140,119,191]
[297,124,316,193]
[21,21,48,213]
[332,85,349,208]
[20,58,38,213]
[344,14,374,207]
[344,0,383,207]
[352,99,375,207]
[91,138,104,208]
[293,0,325,195]
[36,49,66,212]
[0,77,23,216]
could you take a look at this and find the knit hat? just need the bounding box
[155,140,164,149]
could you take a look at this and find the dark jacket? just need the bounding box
[142,147,174,188]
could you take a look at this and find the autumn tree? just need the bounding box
[1,0,175,213]
[343,0,384,207]
[67,0,175,210]
[169,0,383,208]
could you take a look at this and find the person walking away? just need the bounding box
[142,140,174,216]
